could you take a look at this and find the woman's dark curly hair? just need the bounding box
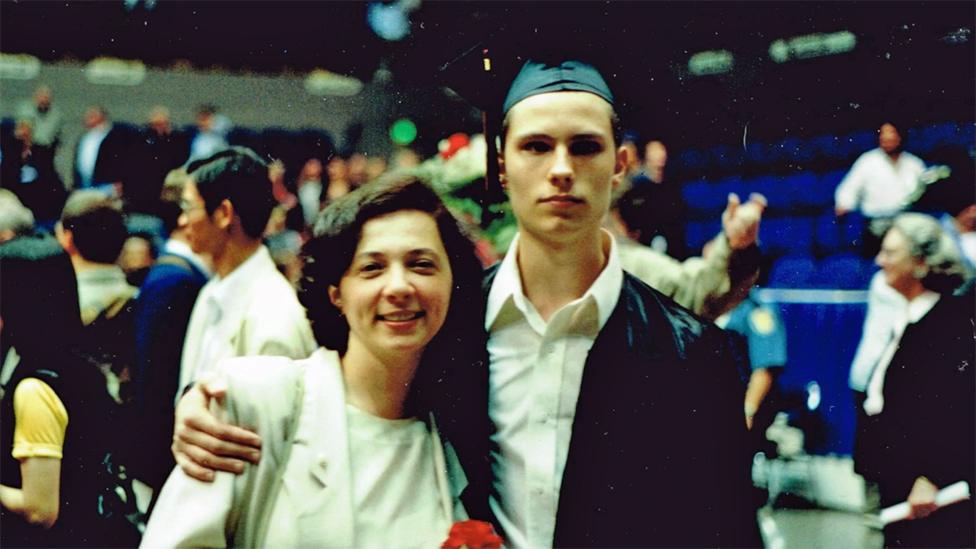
[298,174,487,417]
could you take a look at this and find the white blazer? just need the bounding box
[143,349,468,548]
[178,246,316,394]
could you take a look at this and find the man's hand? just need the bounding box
[172,377,263,482]
[907,476,939,520]
[722,193,766,250]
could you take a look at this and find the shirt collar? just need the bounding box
[163,239,212,277]
[76,264,128,285]
[208,245,271,316]
[907,290,940,323]
[485,229,623,333]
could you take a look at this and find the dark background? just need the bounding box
[2,1,973,153]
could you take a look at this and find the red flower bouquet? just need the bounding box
[441,520,504,549]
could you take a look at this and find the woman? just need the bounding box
[853,213,974,548]
[0,234,136,547]
[141,176,488,548]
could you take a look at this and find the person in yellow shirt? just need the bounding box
[0,234,135,548]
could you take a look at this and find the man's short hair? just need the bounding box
[0,189,35,238]
[61,189,127,264]
[186,146,275,240]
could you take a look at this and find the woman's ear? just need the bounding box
[328,285,342,311]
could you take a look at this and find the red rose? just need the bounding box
[441,520,504,549]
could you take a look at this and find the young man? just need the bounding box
[176,148,316,398]
[171,61,759,547]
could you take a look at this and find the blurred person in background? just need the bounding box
[716,287,787,433]
[14,85,63,150]
[56,190,137,327]
[188,104,230,162]
[176,147,315,397]
[72,106,133,197]
[56,189,138,404]
[365,154,388,182]
[131,106,188,217]
[853,213,974,548]
[607,185,764,320]
[325,155,352,202]
[0,234,137,548]
[834,120,926,257]
[1,118,66,227]
[620,139,689,259]
[131,168,211,506]
[296,157,325,229]
[119,233,156,287]
[346,152,369,188]
[911,146,976,271]
[0,189,35,243]
[391,147,421,170]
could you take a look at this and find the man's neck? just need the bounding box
[213,239,261,278]
[516,229,608,322]
[69,254,114,274]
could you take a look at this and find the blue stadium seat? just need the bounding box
[957,122,974,147]
[838,130,875,159]
[682,178,730,218]
[685,219,722,253]
[760,216,815,256]
[710,145,742,171]
[768,255,817,288]
[782,172,819,210]
[808,134,842,160]
[814,253,876,289]
[743,142,769,166]
[678,148,707,172]
[803,169,846,210]
[814,211,864,256]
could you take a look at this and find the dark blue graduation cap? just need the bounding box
[502,59,614,114]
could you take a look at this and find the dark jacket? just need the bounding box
[72,124,135,189]
[466,267,758,547]
[854,286,975,547]
[131,251,208,490]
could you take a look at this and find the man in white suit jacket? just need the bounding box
[176,148,315,397]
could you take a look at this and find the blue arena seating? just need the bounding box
[759,216,815,256]
[685,219,723,253]
[814,211,864,257]
[682,178,729,219]
[813,253,876,289]
[768,255,817,288]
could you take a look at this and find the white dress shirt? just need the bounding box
[485,230,623,549]
[862,290,939,415]
[76,124,111,187]
[848,271,907,391]
[834,148,926,218]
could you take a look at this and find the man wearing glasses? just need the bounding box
[176,147,316,398]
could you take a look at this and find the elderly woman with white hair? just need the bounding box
[853,212,974,548]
